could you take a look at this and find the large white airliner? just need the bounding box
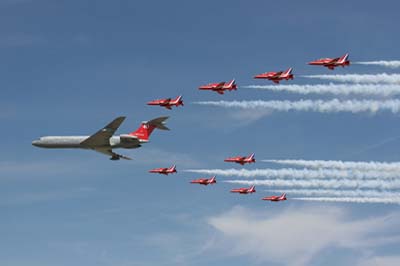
[32,116,169,160]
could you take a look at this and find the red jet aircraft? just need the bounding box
[147,95,184,110]
[308,53,350,70]
[224,153,256,165]
[198,79,237,94]
[254,68,294,84]
[230,185,256,194]
[262,193,287,202]
[149,165,177,175]
[190,176,216,185]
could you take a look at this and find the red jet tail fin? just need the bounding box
[338,53,349,64]
[283,68,292,77]
[248,153,255,160]
[168,165,177,173]
[129,116,169,141]
[280,193,286,200]
[173,95,184,106]
[224,79,235,88]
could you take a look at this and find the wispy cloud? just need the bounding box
[303,73,400,84]
[0,187,96,206]
[0,33,45,48]
[134,148,203,168]
[208,206,400,266]
[193,99,400,114]
[354,61,400,68]
[243,83,400,97]
[357,255,400,266]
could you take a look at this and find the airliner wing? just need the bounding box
[95,149,132,160]
[81,116,126,147]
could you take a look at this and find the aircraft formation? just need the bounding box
[32,53,353,203]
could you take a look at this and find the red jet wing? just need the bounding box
[191,176,216,185]
[262,193,287,201]
[149,165,177,175]
[147,96,183,109]
[224,153,255,165]
[308,54,350,70]
[254,68,294,83]
[199,80,237,94]
[231,185,256,194]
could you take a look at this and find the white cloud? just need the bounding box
[207,206,400,266]
[134,147,202,168]
[357,255,400,266]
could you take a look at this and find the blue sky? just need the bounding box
[1,0,400,265]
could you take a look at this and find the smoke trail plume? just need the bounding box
[263,159,400,172]
[242,83,400,97]
[354,61,400,68]
[185,168,399,179]
[193,99,400,114]
[292,197,400,204]
[265,188,400,198]
[303,73,400,84]
[224,179,400,190]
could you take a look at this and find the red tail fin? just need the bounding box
[224,79,235,88]
[283,68,292,76]
[129,116,169,141]
[172,95,183,106]
[130,123,156,141]
[169,165,176,172]
[338,53,349,64]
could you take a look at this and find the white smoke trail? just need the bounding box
[354,61,400,68]
[224,179,400,190]
[303,73,400,84]
[263,159,400,172]
[265,188,400,198]
[193,99,400,114]
[292,197,400,205]
[185,168,399,179]
[242,83,400,97]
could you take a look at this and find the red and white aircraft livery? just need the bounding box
[230,185,256,194]
[224,153,256,165]
[262,193,287,202]
[147,95,184,110]
[198,79,237,94]
[308,53,350,70]
[190,176,216,185]
[32,116,169,160]
[254,68,294,84]
[149,165,177,175]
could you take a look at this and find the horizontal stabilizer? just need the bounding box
[147,116,170,130]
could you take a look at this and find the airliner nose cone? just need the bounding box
[32,140,39,146]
